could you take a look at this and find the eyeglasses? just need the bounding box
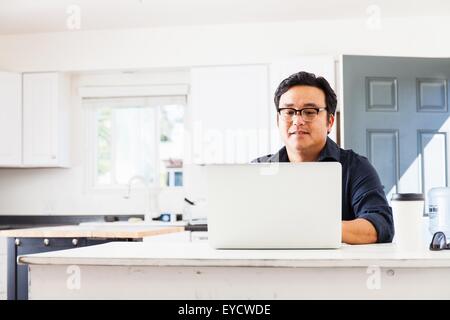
[277,107,327,122]
[429,231,450,251]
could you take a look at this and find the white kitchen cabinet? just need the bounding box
[0,71,22,166]
[189,65,270,164]
[0,72,71,167]
[22,72,71,167]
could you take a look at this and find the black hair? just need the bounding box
[274,71,337,116]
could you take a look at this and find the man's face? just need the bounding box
[277,85,334,153]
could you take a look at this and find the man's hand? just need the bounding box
[342,218,378,244]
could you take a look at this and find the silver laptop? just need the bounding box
[204,162,342,249]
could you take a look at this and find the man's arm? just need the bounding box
[348,157,395,244]
[342,218,377,244]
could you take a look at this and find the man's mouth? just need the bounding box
[289,130,310,136]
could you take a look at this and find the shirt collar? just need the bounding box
[270,137,340,163]
[317,137,341,162]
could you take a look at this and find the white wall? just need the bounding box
[0,16,449,215]
[0,16,449,73]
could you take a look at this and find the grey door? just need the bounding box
[343,55,450,201]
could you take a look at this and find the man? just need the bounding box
[253,71,394,244]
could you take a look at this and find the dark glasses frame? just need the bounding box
[430,231,450,251]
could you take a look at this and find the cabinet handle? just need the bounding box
[72,238,78,246]
[51,155,57,160]
[43,238,50,246]
[15,239,21,246]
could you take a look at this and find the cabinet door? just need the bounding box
[190,65,270,164]
[0,72,22,166]
[22,73,59,166]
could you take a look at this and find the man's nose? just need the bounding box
[292,112,305,125]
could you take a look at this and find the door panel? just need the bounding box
[343,55,450,200]
[419,131,448,195]
[366,129,399,196]
[23,72,58,165]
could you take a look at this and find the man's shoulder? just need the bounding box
[251,146,288,163]
[339,147,376,171]
[251,154,274,163]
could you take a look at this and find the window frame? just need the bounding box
[84,96,186,194]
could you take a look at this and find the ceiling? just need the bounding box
[0,0,449,35]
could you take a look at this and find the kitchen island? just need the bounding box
[18,240,450,299]
[0,222,185,299]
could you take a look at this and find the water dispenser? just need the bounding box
[428,187,450,237]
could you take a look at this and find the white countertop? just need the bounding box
[18,240,450,268]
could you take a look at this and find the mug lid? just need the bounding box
[391,193,424,201]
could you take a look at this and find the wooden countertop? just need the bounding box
[0,222,185,239]
[18,241,450,268]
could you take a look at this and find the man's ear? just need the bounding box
[327,114,335,134]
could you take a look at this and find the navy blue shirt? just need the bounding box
[252,137,394,243]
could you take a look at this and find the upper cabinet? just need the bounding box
[22,73,71,167]
[0,72,71,167]
[0,71,22,165]
[189,65,270,164]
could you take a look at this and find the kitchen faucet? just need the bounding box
[123,175,161,222]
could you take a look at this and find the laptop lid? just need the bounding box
[204,162,342,249]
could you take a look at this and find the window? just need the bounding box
[85,96,186,189]
[159,103,185,187]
